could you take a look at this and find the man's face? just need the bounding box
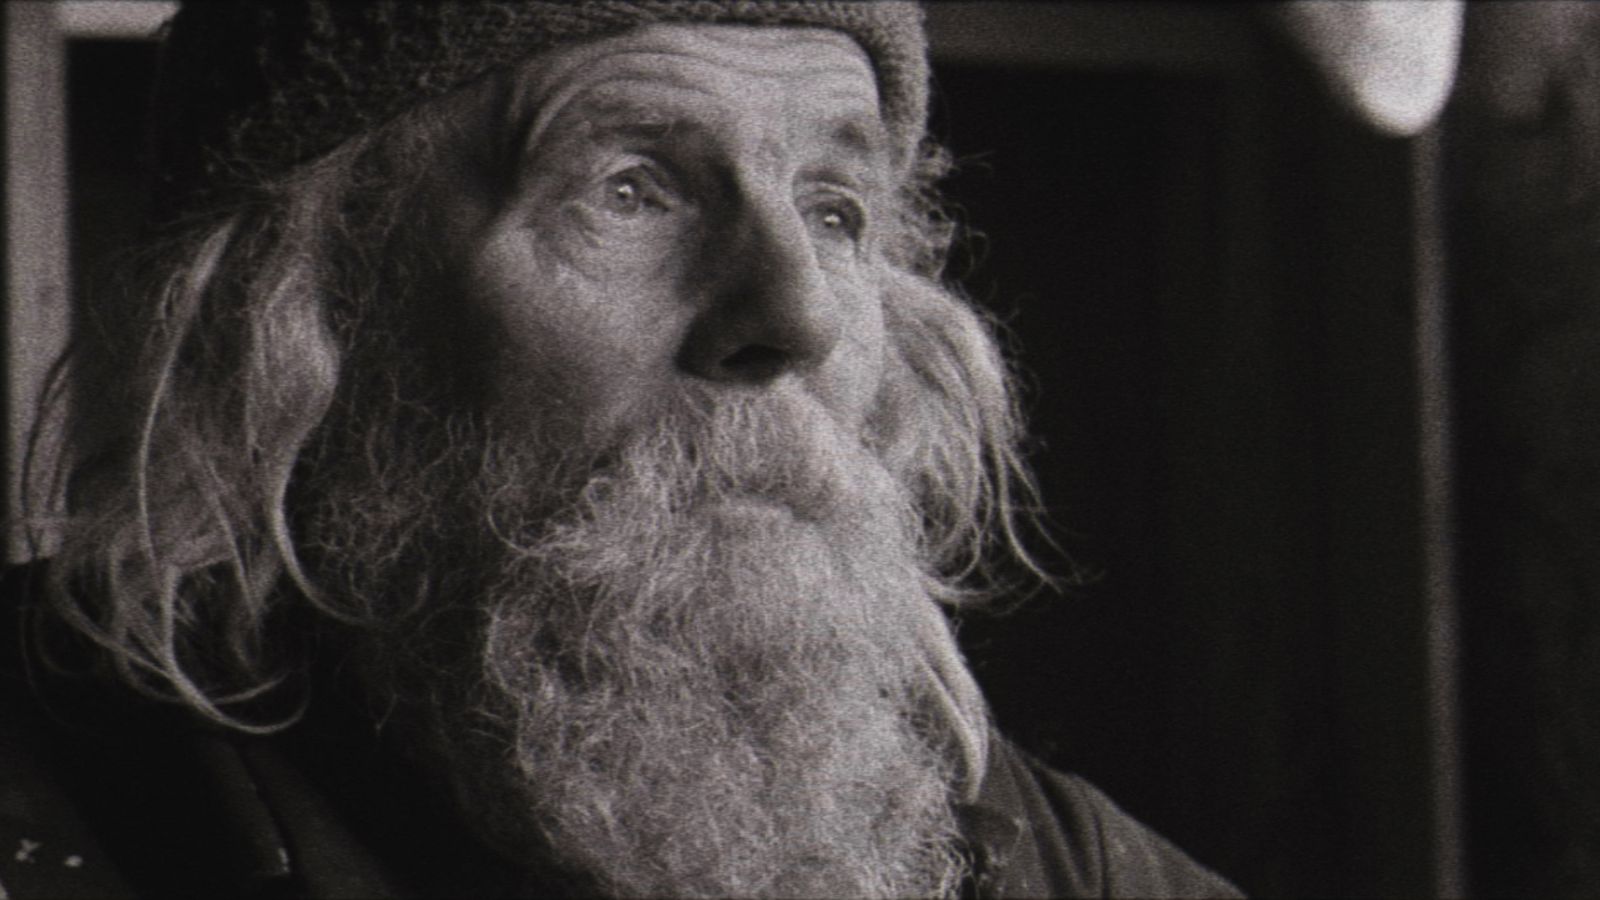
[426,23,892,449]
[309,23,986,897]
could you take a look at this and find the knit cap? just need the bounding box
[148,0,928,225]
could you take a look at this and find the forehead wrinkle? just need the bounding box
[499,23,879,137]
[546,84,717,153]
[823,114,890,168]
[497,30,888,196]
[513,66,717,165]
[659,23,873,75]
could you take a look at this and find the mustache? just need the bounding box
[479,384,905,549]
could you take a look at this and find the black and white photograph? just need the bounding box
[2,2,1594,897]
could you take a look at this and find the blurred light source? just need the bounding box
[1269,0,1465,137]
[58,0,175,40]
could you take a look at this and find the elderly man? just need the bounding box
[0,3,1248,898]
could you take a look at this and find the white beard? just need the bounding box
[325,386,985,898]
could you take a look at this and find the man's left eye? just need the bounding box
[805,198,863,243]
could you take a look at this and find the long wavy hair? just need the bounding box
[26,90,1050,732]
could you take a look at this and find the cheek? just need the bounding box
[464,233,684,441]
[818,272,890,423]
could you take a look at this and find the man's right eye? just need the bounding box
[598,168,670,217]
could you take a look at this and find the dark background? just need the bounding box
[43,4,1600,897]
[922,14,1429,894]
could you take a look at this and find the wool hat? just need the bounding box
[148,0,928,225]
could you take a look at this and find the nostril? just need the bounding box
[719,344,790,380]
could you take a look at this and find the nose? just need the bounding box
[677,196,844,385]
